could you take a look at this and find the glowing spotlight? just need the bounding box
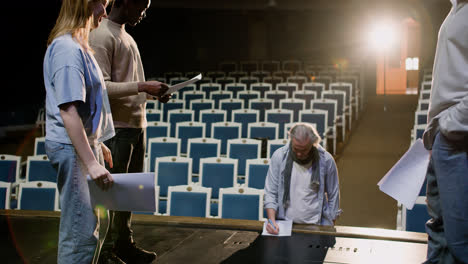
[368,21,397,51]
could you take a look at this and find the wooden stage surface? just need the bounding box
[1,210,427,263]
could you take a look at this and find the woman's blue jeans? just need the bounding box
[46,140,108,264]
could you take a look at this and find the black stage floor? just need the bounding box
[1,210,427,264]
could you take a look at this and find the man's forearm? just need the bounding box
[105,81,139,98]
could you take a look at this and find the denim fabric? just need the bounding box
[264,144,341,225]
[102,128,145,250]
[425,132,468,264]
[46,139,108,264]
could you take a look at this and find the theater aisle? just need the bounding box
[335,94,418,229]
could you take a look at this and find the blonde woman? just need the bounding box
[43,0,114,263]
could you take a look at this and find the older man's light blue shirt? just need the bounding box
[264,144,342,225]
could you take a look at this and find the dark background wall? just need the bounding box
[2,0,451,126]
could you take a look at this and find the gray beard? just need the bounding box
[289,143,318,165]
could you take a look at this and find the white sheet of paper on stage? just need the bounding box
[262,220,293,236]
[378,139,430,210]
[87,173,155,212]
[164,73,202,96]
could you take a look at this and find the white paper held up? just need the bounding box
[87,173,156,212]
[377,139,430,210]
[262,220,293,236]
[164,74,202,96]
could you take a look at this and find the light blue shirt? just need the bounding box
[424,1,468,149]
[43,34,114,144]
[264,144,342,225]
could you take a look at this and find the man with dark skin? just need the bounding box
[90,0,169,263]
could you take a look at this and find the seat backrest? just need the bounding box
[280,98,305,122]
[18,181,59,211]
[238,90,260,108]
[146,121,170,148]
[250,82,272,98]
[168,185,211,217]
[211,122,241,155]
[162,99,185,122]
[225,83,247,98]
[293,90,317,109]
[190,99,214,122]
[26,155,57,183]
[404,197,430,233]
[227,139,262,176]
[232,109,259,138]
[263,76,283,90]
[173,84,196,100]
[249,98,274,122]
[0,182,11,209]
[322,90,346,116]
[265,109,293,139]
[155,156,192,197]
[34,137,46,155]
[175,121,205,154]
[303,82,325,98]
[187,138,221,175]
[200,109,227,137]
[239,76,260,89]
[245,159,270,189]
[0,154,21,183]
[183,91,205,110]
[314,76,332,90]
[168,109,194,137]
[415,110,428,126]
[299,109,329,138]
[147,138,181,172]
[215,76,236,89]
[200,157,238,199]
[265,90,288,109]
[219,187,264,220]
[330,82,353,107]
[267,139,289,158]
[311,99,337,128]
[219,98,244,121]
[276,82,299,98]
[251,71,271,82]
[248,122,279,140]
[286,75,307,90]
[210,90,233,109]
[228,71,248,82]
[420,81,431,91]
[146,109,162,122]
[200,83,221,99]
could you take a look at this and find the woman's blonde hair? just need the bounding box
[47,0,96,50]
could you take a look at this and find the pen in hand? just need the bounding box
[268,219,277,232]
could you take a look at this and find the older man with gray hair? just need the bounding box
[264,123,342,234]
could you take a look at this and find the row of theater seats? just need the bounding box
[397,76,432,233]
[0,149,270,220]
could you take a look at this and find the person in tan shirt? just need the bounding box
[90,0,169,263]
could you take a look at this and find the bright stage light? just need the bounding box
[368,22,397,51]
